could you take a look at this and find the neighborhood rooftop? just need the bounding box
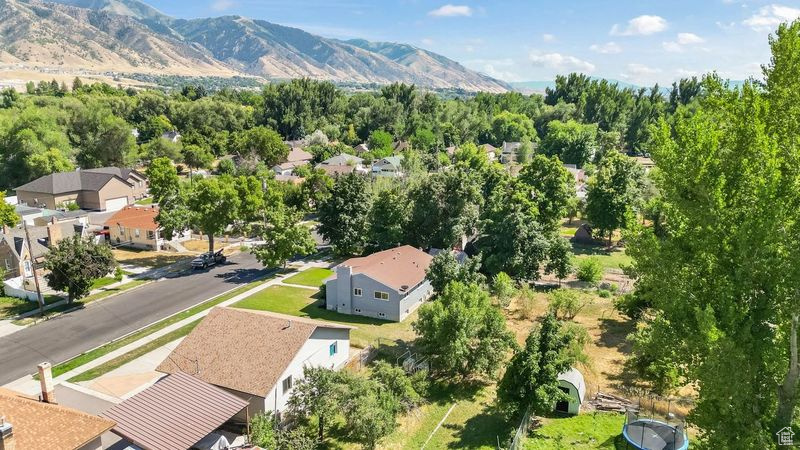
[156,307,354,397]
[102,372,249,450]
[337,245,433,291]
[0,387,115,450]
[14,168,135,194]
[105,205,160,231]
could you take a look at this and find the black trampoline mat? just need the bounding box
[624,420,687,450]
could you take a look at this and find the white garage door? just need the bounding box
[104,197,129,211]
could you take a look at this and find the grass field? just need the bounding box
[524,412,625,449]
[47,277,271,378]
[573,245,632,271]
[90,276,119,290]
[134,197,154,205]
[0,295,62,319]
[232,285,416,348]
[283,267,333,287]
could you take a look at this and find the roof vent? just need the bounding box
[400,285,409,292]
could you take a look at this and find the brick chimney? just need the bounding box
[0,417,14,450]
[46,222,62,247]
[37,362,56,404]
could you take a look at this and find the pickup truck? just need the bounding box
[191,250,227,270]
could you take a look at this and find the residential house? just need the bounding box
[157,307,352,419]
[372,155,405,178]
[632,156,655,173]
[352,143,370,155]
[102,372,249,450]
[0,363,115,450]
[563,164,587,201]
[500,141,521,164]
[0,226,46,281]
[161,130,181,143]
[556,368,586,415]
[315,153,368,177]
[325,245,434,322]
[393,141,410,153]
[272,147,314,176]
[15,168,148,211]
[480,143,498,161]
[104,206,163,251]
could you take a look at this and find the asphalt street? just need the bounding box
[0,252,267,385]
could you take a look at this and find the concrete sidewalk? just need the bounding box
[3,260,324,396]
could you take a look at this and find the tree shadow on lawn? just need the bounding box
[445,389,513,449]
[598,316,635,352]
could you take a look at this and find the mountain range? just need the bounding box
[0,0,510,92]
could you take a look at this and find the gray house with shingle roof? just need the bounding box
[325,245,434,322]
[15,168,147,211]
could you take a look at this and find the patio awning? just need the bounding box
[102,372,248,450]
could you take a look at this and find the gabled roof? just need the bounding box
[0,227,49,259]
[105,206,160,231]
[83,167,145,182]
[0,387,115,450]
[558,368,586,403]
[15,169,134,194]
[320,153,363,166]
[353,143,370,154]
[480,143,497,153]
[286,147,313,163]
[103,372,248,450]
[376,155,404,168]
[156,307,353,397]
[338,245,433,291]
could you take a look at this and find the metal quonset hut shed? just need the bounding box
[556,368,586,415]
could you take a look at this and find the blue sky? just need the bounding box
[146,0,800,86]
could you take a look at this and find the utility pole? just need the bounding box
[22,221,45,316]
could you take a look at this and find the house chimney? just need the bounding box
[37,362,56,404]
[1,225,8,235]
[46,223,62,247]
[0,417,14,450]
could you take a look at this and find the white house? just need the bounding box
[372,155,404,178]
[157,307,352,419]
[556,368,586,415]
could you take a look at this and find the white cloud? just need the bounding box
[677,32,705,44]
[428,4,473,17]
[610,15,668,36]
[622,63,662,82]
[211,0,235,11]
[676,68,699,77]
[542,33,556,42]
[421,38,435,46]
[662,41,684,52]
[743,4,800,31]
[482,64,521,82]
[530,52,596,73]
[589,41,622,54]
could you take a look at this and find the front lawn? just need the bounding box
[90,276,118,290]
[524,412,625,449]
[232,285,417,348]
[134,197,154,205]
[0,295,62,319]
[573,245,632,271]
[283,267,333,287]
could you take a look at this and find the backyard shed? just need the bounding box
[556,368,587,415]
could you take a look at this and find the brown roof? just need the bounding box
[0,388,115,450]
[339,245,433,291]
[287,147,313,163]
[102,372,248,450]
[105,205,159,231]
[156,307,353,397]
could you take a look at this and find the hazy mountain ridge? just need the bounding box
[1,0,510,92]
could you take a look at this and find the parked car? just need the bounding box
[191,250,226,269]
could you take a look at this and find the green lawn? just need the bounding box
[0,295,62,319]
[90,276,118,290]
[47,278,271,378]
[573,245,632,271]
[524,412,626,449]
[81,279,149,304]
[283,267,333,287]
[233,285,417,348]
[135,197,154,205]
[69,320,200,382]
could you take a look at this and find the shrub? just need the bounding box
[249,412,276,448]
[517,286,538,320]
[576,257,603,284]
[113,265,124,282]
[491,271,515,308]
[598,289,612,298]
[548,289,591,320]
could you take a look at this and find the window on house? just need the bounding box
[282,375,293,394]
[353,288,362,296]
[374,291,389,301]
[3,259,10,270]
[134,229,140,238]
[330,342,338,356]
[147,230,155,240]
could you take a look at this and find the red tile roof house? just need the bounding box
[325,245,434,322]
[157,307,353,420]
[104,205,163,251]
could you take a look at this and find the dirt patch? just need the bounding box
[112,249,194,269]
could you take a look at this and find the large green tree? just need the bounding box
[627,51,800,447]
[518,154,576,230]
[497,313,579,417]
[44,236,115,303]
[0,194,19,227]
[413,281,515,379]
[318,173,372,256]
[233,126,289,167]
[368,186,410,251]
[539,119,598,168]
[145,157,180,205]
[251,206,316,268]
[585,150,643,245]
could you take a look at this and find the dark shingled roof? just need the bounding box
[15,169,134,194]
[102,372,248,450]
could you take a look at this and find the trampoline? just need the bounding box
[622,416,689,450]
